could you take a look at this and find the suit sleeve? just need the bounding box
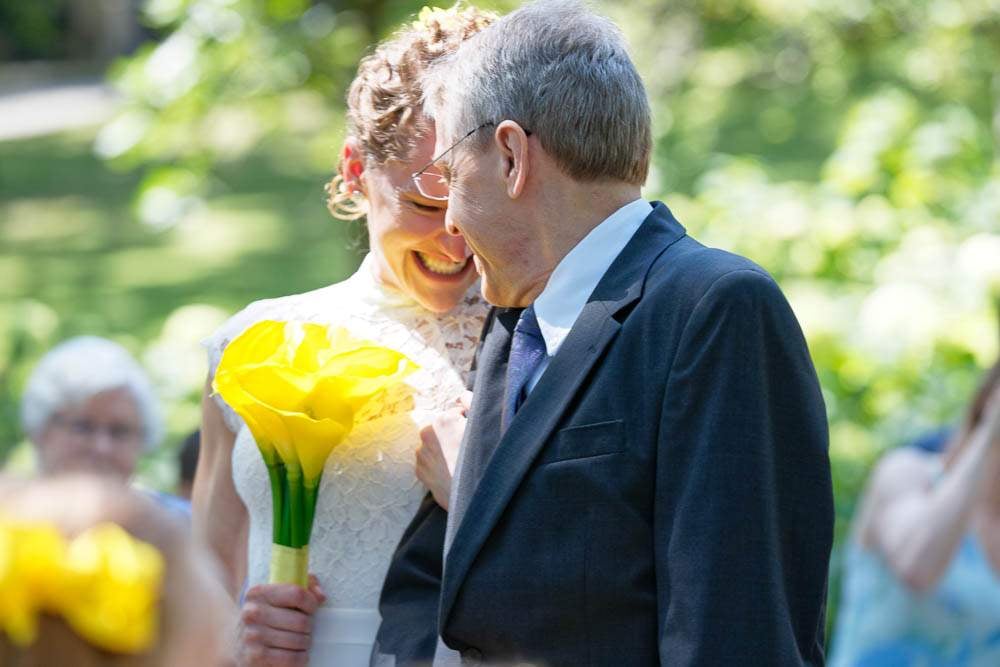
[374,493,447,666]
[654,269,833,666]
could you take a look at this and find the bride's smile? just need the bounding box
[342,129,480,314]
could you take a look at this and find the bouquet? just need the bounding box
[213,320,416,586]
[0,519,163,654]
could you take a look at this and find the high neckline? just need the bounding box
[347,253,421,309]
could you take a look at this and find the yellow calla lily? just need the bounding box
[214,321,416,482]
[281,410,352,484]
[289,322,363,372]
[211,319,417,583]
[213,367,286,465]
[222,319,287,366]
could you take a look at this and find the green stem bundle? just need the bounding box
[264,457,322,587]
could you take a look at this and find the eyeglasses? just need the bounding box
[52,415,143,445]
[410,121,496,201]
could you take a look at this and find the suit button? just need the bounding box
[462,647,484,664]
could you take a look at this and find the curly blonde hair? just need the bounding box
[326,5,496,220]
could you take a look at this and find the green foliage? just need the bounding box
[0,0,67,60]
[95,0,516,229]
[1,0,998,646]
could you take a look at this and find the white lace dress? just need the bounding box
[203,255,487,666]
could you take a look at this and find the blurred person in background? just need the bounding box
[19,336,190,521]
[0,474,233,667]
[20,336,162,480]
[193,7,494,666]
[830,358,1000,665]
[176,430,199,501]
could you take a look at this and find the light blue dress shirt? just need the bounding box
[526,197,652,393]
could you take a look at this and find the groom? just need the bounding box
[377,1,833,664]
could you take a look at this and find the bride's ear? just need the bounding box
[494,121,529,200]
[340,137,367,195]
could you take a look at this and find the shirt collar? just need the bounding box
[533,198,651,356]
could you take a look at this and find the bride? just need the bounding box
[192,7,495,665]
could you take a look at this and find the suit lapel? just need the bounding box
[440,202,687,628]
[450,307,519,514]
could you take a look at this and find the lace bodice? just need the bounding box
[203,256,487,608]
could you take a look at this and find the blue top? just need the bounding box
[830,433,1000,666]
[144,489,192,523]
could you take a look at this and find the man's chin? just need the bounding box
[479,279,519,308]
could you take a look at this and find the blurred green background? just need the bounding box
[1,0,998,645]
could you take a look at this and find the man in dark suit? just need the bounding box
[375,1,833,665]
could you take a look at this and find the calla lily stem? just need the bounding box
[304,475,321,544]
[286,463,305,549]
[266,461,284,545]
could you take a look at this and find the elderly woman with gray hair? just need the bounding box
[20,336,163,481]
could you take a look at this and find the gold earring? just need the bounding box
[325,173,368,221]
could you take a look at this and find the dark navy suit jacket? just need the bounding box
[377,202,833,666]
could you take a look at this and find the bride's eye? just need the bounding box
[406,199,443,213]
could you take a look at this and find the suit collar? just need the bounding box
[439,202,687,636]
[588,201,686,311]
[533,198,652,356]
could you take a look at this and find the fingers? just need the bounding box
[241,598,313,635]
[245,582,323,615]
[242,624,312,651]
[417,425,444,469]
[307,574,327,605]
[415,430,443,487]
[419,423,442,451]
[458,390,473,413]
[238,606,312,667]
[238,580,328,667]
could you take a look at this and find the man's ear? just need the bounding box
[340,136,366,195]
[494,120,530,199]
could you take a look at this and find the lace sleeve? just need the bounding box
[201,299,277,434]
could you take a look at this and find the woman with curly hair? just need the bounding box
[192,7,495,666]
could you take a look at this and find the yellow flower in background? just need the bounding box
[214,320,417,485]
[61,523,164,655]
[0,520,163,655]
[0,520,65,646]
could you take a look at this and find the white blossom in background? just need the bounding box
[143,304,229,402]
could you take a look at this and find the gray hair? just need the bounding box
[424,0,652,185]
[20,336,164,451]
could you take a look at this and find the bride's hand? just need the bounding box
[416,392,472,511]
[236,575,327,667]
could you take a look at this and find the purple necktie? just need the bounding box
[502,305,547,432]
